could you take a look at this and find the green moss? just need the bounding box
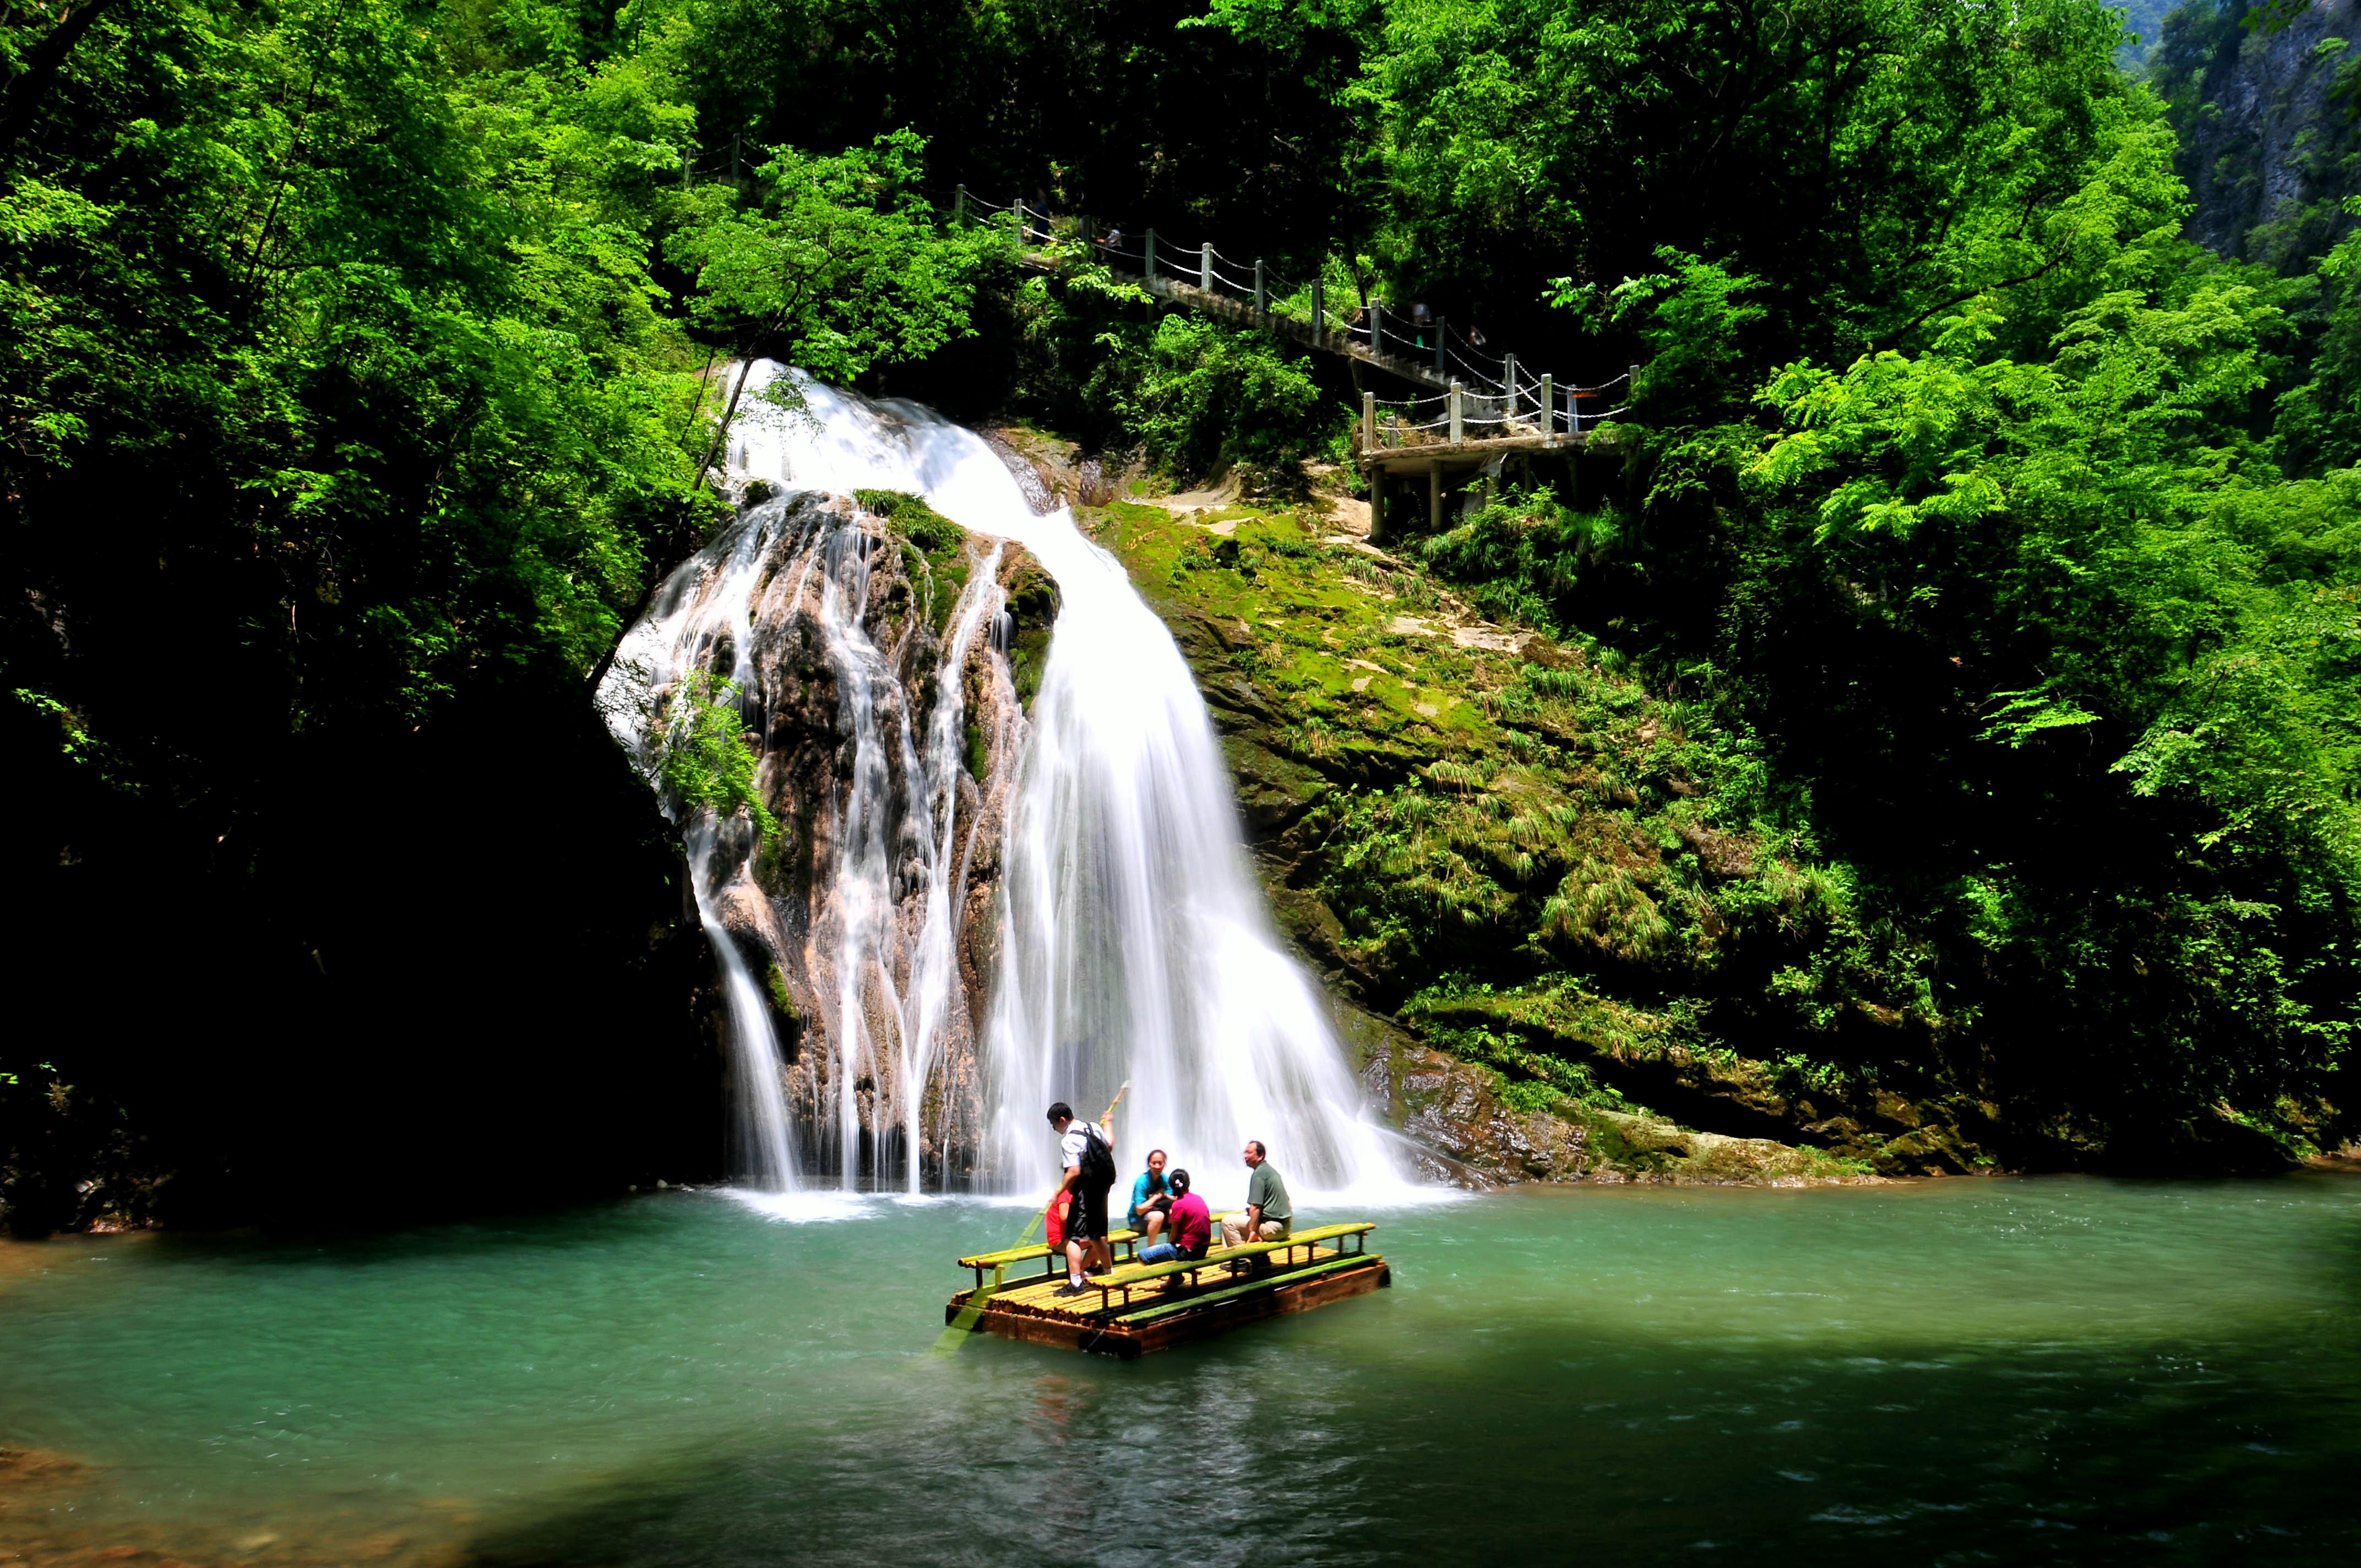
[764,962,801,1025]
[856,488,963,554]
[862,489,972,633]
[1003,553,1059,710]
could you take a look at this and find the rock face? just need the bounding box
[647,451,1946,1187]
[1073,480,2005,1183]
[2166,0,2361,267]
[628,490,1051,1186]
[1332,972,1876,1186]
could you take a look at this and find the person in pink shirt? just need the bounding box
[1135,1169,1210,1264]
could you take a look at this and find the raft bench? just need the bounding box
[1113,1253,1378,1327]
[955,1214,1238,1292]
[1079,1222,1375,1314]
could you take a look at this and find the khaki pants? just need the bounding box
[1221,1215,1290,1250]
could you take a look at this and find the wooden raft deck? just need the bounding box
[948,1222,1391,1359]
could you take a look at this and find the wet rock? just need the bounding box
[640,491,1032,1186]
[1330,989,1868,1185]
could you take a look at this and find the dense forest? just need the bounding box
[5,0,2358,1229]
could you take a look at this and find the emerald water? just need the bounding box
[4,1177,2356,1566]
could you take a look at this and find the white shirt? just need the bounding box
[1060,1121,1111,1169]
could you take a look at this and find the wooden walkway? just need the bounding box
[981,193,1635,542]
[975,190,1631,416]
[949,1222,1391,1358]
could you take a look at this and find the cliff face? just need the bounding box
[2159,0,2361,267]
[977,429,1977,1184]
[633,489,1054,1186]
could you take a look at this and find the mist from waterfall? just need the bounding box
[726,366,1413,1200]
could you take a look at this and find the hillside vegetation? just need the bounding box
[6,0,2359,1224]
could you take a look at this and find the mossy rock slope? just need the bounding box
[1081,490,2004,1180]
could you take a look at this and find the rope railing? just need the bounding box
[1448,350,1505,391]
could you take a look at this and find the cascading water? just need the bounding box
[603,508,808,1193]
[709,366,1415,1199]
[601,459,1019,1196]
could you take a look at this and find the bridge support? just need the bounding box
[1429,461,1443,532]
[1370,469,1388,544]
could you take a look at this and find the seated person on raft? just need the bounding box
[1128,1148,1173,1244]
[1219,1140,1292,1254]
[1135,1169,1210,1265]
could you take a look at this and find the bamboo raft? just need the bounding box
[948,1219,1391,1358]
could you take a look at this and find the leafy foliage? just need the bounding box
[0,0,990,1228]
[656,671,777,840]
[1108,316,1341,483]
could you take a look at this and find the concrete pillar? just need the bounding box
[1505,354,1519,418]
[1370,301,1385,357]
[1435,317,1446,372]
[1310,276,1324,343]
[1362,391,1376,454]
[1539,374,1553,445]
[1370,469,1388,544]
[954,184,966,223]
[1145,228,1157,279]
[1449,380,1464,445]
[1255,259,1267,321]
[1201,243,1213,293]
[1429,461,1443,532]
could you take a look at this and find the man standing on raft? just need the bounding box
[1221,1139,1292,1253]
[1048,1101,1118,1295]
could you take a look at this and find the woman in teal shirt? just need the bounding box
[1127,1148,1172,1244]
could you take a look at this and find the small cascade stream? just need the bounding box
[607,366,1412,1200]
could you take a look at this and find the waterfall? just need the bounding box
[601,505,811,1191]
[600,478,1014,1194]
[722,367,1412,1200]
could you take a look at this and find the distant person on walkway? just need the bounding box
[1048,1100,1118,1294]
[1220,1140,1292,1252]
[1136,1168,1211,1265]
[1101,225,1123,255]
[1128,1148,1173,1244]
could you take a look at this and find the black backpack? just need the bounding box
[1078,1123,1117,1188]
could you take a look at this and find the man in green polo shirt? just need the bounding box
[1220,1139,1293,1251]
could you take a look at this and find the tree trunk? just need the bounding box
[0,0,119,159]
